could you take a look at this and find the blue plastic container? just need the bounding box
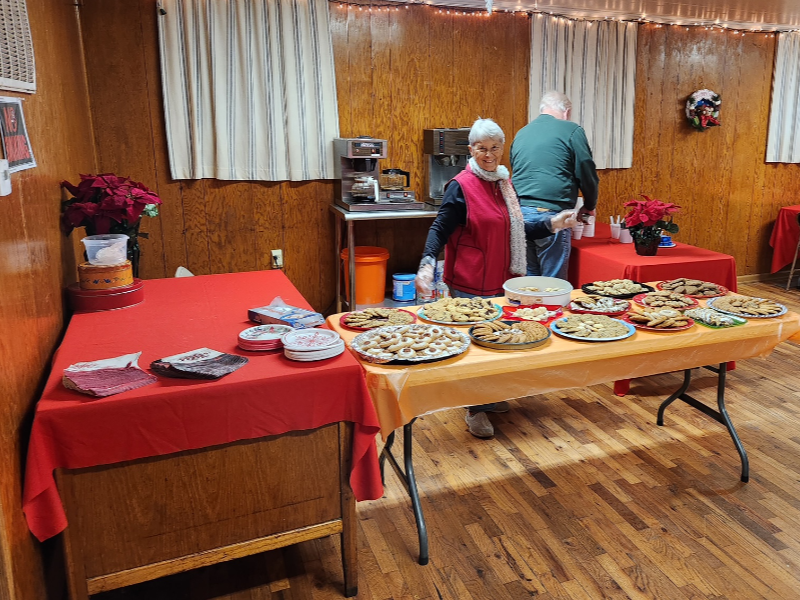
[392,273,416,302]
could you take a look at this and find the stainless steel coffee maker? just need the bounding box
[423,128,471,206]
[333,137,387,211]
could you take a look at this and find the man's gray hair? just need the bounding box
[539,91,572,113]
[469,118,505,145]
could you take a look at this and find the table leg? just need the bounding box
[380,419,429,565]
[338,422,358,597]
[335,215,343,314]
[657,364,749,482]
[347,221,356,312]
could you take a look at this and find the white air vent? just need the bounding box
[0,0,35,93]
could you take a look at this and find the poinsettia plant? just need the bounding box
[60,173,161,235]
[623,194,680,244]
[60,174,162,277]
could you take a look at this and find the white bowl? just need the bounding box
[503,276,573,307]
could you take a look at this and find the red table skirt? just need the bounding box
[23,271,383,542]
[569,223,738,291]
[769,205,800,273]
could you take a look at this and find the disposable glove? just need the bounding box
[550,209,579,232]
[415,263,434,295]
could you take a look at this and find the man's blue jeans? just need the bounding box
[519,206,572,280]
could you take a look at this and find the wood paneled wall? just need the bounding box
[0,1,97,598]
[78,3,797,313]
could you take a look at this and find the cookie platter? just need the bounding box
[633,291,699,310]
[340,307,416,330]
[549,314,636,342]
[656,278,728,298]
[417,297,503,325]
[350,324,470,364]
[469,320,551,350]
[581,279,654,299]
[622,308,695,332]
[501,304,563,324]
[568,295,630,316]
[706,296,787,318]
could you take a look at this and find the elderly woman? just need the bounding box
[415,118,576,438]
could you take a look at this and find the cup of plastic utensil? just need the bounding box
[610,223,621,239]
[618,228,633,243]
[572,223,584,240]
[582,216,595,237]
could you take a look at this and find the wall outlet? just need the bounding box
[271,249,284,269]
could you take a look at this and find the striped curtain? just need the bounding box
[529,15,637,169]
[767,32,800,163]
[157,0,339,181]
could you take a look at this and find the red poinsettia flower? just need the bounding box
[623,195,681,242]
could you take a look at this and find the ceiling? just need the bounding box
[413,0,800,30]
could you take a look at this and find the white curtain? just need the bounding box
[529,15,637,169]
[767,32,800,163]
[157,0,339,181]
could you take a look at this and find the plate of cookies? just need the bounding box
[683,307,747,329]
[340,307,416,330]
[417,297,502,325]
[501,304,563,324]
[581,279,654,299]
[349,324,470,364]
[569,295,630,316]
[469,320,551,350]
[549,314,635,341]
[706,296,787,318]
[656,278,728,298]
[633,291,699,310]
[622,308,695,332]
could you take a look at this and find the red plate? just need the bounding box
[655,281,729,298]
[633,293,699,310]
[339,309,417,331]
[621,313,695,332]
[502,304,563,324]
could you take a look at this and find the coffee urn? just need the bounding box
[423,127,471,206]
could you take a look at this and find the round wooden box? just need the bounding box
[67,279,144,312]
[78,261,134,290]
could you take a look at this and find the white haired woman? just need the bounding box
[415,117,577,438]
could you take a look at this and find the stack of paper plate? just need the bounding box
[282,329,345,362]
[238,324,294,351]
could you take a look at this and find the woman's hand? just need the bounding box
[550,210,579,232]
[415,263,434,295]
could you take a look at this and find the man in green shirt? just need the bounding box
[510,91,599,279]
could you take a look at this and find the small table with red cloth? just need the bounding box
[569,224,739,395]
[22,270,382,599]
[569,223,738,292]
[769,204,800,275]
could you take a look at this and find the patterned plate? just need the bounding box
[350,324,471,364]
[501,305,563,324]
[633,293,699,310]
[549,317,636,342]
[580,282,654,299]
[621,313,695,332]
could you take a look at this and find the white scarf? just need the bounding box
[468,157,527,276]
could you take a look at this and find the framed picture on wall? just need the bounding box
[0,97,36,172]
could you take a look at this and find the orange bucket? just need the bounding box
[341,246,390,305]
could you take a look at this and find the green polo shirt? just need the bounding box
[510,114,599,212]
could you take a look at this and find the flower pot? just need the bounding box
[634,237,660,256]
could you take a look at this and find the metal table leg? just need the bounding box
[657,363,749,482]
[335,214,342,314]
[347,221,356,312]
[380,419,429,565]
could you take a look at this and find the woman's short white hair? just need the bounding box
[469,118,505,145]
[539,91,572,113]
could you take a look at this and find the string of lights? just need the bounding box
[329,1,799,36]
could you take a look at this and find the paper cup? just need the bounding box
[572,224,584,240]
[618,229,633,244]
[610,223,621,239]
[583,216,595,237]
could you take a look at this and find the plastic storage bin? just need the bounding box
[81,234,129,265]
[341,246,390,305]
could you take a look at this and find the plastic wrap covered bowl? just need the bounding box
[503,276,573,307]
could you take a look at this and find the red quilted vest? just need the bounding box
[443,167,512,296]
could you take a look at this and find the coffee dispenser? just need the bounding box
[333,137,421,211]
[423,128,471,206]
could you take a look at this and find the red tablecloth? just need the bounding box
[569,223,738,291]
[769,205,800,273]
[23,271,383,542]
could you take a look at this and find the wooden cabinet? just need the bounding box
[56,422,356,599]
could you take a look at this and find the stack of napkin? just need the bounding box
[150,348,248,379]
[62,352,157,398]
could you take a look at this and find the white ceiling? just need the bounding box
[410,0,800,30]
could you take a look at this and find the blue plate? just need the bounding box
[549,317,636,342]
[417,303,504,326]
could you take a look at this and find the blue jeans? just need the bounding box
[519,206,572,280]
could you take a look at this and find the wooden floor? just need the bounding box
[96,282,800,600]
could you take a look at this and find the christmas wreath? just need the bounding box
[686,89,721,131]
